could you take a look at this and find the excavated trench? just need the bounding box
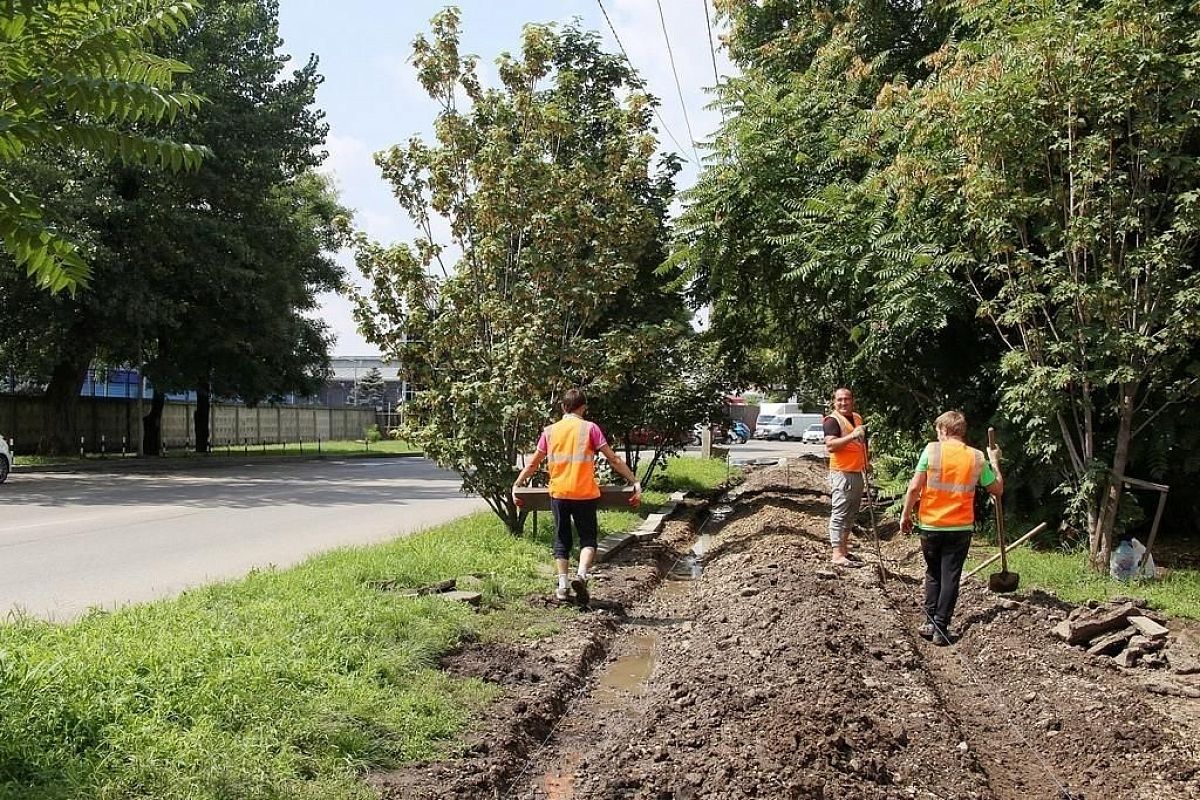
[377,459,1200,800]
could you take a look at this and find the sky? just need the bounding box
[274,1,732,356]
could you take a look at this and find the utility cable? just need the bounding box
[594,0,694,163]
[701,0,720,88]
[655,0,703,166]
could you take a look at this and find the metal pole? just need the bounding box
[136,326,145,457]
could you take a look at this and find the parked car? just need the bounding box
[801,423,826,445]
[0,436,10,483]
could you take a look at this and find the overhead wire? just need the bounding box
[655,0,703,166]
[701,0,721,89]
[594,0,694,163]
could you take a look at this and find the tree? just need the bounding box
[672,0,981,433]
[354,367,386,409]
[0,0,344,455]
[880,0,1200,568]
[0,0,206,292]
[353,10,664,532]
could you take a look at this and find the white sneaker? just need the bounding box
[554,586,570,601]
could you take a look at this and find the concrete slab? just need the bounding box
[596,533,634,562]
[439,590,482,606]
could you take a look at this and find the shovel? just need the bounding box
[986,427,1019,593]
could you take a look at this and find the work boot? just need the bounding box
[918,622,935,639]
[932,626,952,646]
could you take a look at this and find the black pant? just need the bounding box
[920,530,972,628]
[550,498,599,559]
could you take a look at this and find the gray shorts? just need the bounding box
[828,470,864,547]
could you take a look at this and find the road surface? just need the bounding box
[0,457,483,620]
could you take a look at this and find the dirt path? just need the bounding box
[376,459,1200,800]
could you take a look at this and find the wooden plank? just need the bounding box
[962,522,1048,579]
[514,485,636,511]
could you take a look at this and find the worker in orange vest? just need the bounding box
[900,410,1003,645]
[512,388,642,605]
[823,387,868,567]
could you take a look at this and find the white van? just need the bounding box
[753,410,823,441]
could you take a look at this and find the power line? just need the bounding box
[594,0,693,163]
[701,0,720,88]
[655,0,703,166]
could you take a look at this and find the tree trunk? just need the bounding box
[194,384,211,453]
[143,390,166,456]
[38,349,93,455]
[1089,381,1137,572]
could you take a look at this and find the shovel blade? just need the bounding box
[988,570,1020,594]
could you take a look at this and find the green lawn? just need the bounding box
[969,546,1200,619]
[14,439,418,467]
[0,456,736,800]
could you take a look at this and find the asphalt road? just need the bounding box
[0,457,483,621]
[723,437,827,465]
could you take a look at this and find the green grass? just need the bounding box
[13,439,418,467]
[970,546,1200,619]
[643,454,740,497]
[0,455,734,799]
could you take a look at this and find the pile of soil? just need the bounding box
[373,459,1200,800]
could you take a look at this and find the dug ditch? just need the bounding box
[374,459,1200,800]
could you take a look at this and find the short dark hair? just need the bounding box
[935,410,967,437]
[561,388,587,413]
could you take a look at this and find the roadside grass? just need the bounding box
[969,547,1200,620]
[645,454,738,496]
[13,439,418,467]
[0,456,735,800]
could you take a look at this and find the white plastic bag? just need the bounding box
[1110,540,1136,581]
[1110,537,1156,581]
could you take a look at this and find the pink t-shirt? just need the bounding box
[537,415,607,454]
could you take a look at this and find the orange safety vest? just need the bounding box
[544,415,601,501]
[827,411,867,473]
[918,440,984,528]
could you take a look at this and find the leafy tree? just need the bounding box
[354,10,665,532]
[880,0,1200,567]
[0,0,206,292]
[354,367,386,409]
[672,1,980,433]
[0,0,343,455]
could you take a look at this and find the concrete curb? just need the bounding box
[596,491,689,564]
[12,450,424,475]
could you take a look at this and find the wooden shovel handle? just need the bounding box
[986,427,1009,571]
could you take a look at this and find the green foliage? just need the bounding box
[879,0,1200,563]
[0,0,345,455]
[354,11,673,531]
[363,423,381,444]
[686,0,1200,555]
[0,0,207,292]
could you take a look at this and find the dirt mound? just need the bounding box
[374,460,1200,800]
